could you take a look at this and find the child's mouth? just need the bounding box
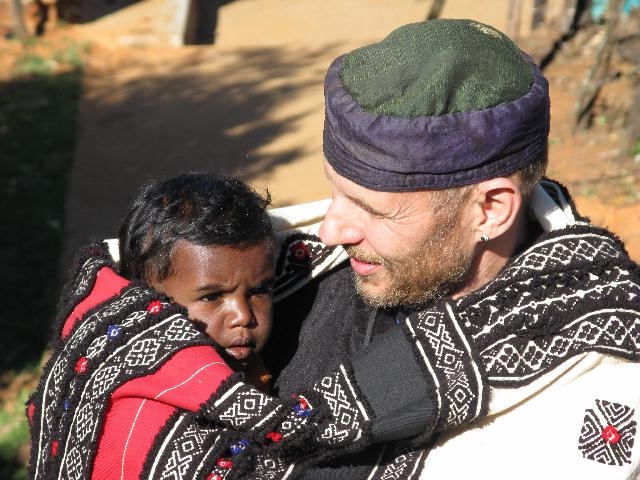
[224,338,256,362]
[225,345,252,361]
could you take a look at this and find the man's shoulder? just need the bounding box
[266,261,373,392]
[425,353,640,479]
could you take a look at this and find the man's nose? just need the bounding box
[319,198,363,247]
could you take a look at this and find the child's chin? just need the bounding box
[223,351,254,372]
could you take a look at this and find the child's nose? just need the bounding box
[227,298,255,328]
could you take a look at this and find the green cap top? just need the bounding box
[340,19,534,118]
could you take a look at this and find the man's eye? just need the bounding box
[200,292,223,303]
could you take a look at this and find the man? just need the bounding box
[29,19,640,480]
[266,18,640,479]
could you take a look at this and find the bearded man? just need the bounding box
[265,18,640,479]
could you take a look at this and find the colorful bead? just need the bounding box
[107,324,122,339]
[602,425,621,444]
[293,404,311,417]
[229,440,248,455]
[289,241,312,262]
[74,356,89,374]
[228,438,250,454]
[298,396,310,410]
[206,473,223,480]
[26,402,35,424]
[51,439,59,457]
[63,398,71,411]
[216,458,233,469]
[146,300,163,314]
[265,431,283,443]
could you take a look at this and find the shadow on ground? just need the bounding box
[62,44,332,272]
[0,43,334,378]
[0,70,81,375]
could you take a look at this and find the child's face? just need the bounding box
[151,240,275,371]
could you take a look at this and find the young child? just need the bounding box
[118,173,275,390]
[29,173,365,480]
[28,173,281,480]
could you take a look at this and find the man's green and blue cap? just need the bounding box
[323,19,550,190]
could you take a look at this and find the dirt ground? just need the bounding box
[4,0,640,263]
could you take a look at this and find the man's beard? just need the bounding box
[345,222,474,309]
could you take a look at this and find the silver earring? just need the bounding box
[480,235,489,242]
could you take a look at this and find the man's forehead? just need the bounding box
[324,159,435,208]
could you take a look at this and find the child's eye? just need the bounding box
[250,283,274,297]
[200,292,223,303]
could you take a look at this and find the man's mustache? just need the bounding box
[343,245,385,264]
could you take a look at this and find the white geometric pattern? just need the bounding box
[125,338,162,367]
[218,389,276,428]
[451,230,640,386]
[164,318,201,342]
[34,296,210,480]
[410,308,482,429]
[312,366,368,445]
[252,454,291,480]
[64,445,84,480]
[90,364,120,397]
[578,399,636,466]
[149,415,228,480]
[483,310,640,382]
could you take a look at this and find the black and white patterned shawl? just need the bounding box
[295,181,640,479]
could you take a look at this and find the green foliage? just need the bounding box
[0,388,31,480]
[0,70,82,370]
[14,38,88,76]
[632,140,640,156]
[14,53,58,76]
[52,39,90,70]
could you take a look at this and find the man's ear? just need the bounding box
[468,177,522,242]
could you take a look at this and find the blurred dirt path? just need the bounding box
[60,0,639,270]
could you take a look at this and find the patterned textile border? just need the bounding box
[274,233,345,301]
[403,305,487,431]
[455,228,640,386]
[143,412,234,480]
